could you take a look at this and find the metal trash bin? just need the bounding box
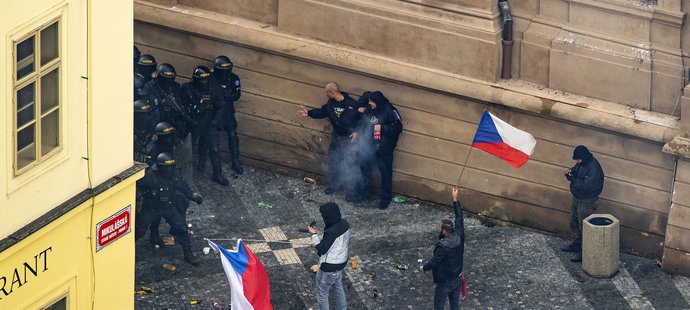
[583,214,620,278]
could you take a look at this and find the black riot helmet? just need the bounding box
[155,122,176,136]
[156,152,177,178]
[213,55,233,71]
[154,63,176,88]
[134,73,145,90]
[134,46,141,68]
[134,99,153,131]
[191,66,211,88]
[134,99,153,113]
[155,63,176,79]
[136,54,157,78]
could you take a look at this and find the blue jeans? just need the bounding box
[315,269,347,310]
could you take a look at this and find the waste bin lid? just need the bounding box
[589,217,613,226]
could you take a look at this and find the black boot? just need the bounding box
[184,250,200,266]
[560,242,581,253]
[210,155,229,186]
[227,131,243,175]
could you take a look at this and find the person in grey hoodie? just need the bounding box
[423,188,465,310]
[309,202,351,310]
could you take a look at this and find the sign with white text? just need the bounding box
[96,206,131,252]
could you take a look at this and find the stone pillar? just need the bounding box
[661,141,690,276]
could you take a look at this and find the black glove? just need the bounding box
[193,194,203,205]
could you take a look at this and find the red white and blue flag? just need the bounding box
[207,240,273,310]
[471,110,536,168]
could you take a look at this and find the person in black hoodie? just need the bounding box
[561,145,605,262]
[308,202,350,310]
[348,91,403,209]
[423,187,466,310]
[297,82,360,195]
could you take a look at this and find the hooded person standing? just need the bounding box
[308,203,350,310]
[423,187,466,310]
[561,145,605,262]
[348,91,403,209]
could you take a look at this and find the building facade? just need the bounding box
[0,0,143,309]
[134,0,690,276]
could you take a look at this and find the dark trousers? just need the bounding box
[358,150,394,203]
[327,134,353,190]
[195,125,223,177]
[224,111,243,171]
[135,204,191,251]
[569,197,598,245]
[434,277,461,310]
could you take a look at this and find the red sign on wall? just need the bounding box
[96,206,131,252]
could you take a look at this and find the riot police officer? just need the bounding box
[134,99,158,163]
[144,63,195,182]
[145,122,180,167]
[183,66,229,186]
[210,55,244,175]
[136,153,203,266]
[136,54,157,86]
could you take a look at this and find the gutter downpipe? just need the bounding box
[499,0,513,79]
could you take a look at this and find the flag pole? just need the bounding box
[204,238,294,244]
[455,146,474,187]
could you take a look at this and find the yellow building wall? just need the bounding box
[88,0,134,185]
[1,0,89,238]
[0,172,141,309]
[0,0,134,239]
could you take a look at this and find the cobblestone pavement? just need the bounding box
[135,167,690,310]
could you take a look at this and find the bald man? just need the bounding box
[298,82,360,194]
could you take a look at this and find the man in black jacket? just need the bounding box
[423,187,465,310]
[349,91,403,209]
[297,82,360,195]
[561,145,605,262]
[308,202,350,310]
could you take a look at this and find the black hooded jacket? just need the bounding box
[307,92,359,137]
[566,146,605,199]
[357,91,403,154]
[423,201,465,284]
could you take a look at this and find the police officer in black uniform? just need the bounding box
[136,54,157,86]
[210,55,244,175]
[183,66,229,186]
[134,99,158,163]
[145,122,180,167]
[144,63,195,182]
[136,153,203,266]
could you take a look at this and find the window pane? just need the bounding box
[41,69,59,112]
[41,22,59,65]
[17,124,36,170]
[41,110,59,156]
[16,35,35,80]
[44,297,67,310]
[16,82,36,128]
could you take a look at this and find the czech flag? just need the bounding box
[471,110,536,168]
[207,240,273,310]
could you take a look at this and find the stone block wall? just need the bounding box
[134,0,690,274]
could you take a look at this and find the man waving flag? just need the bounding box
[471,110,537,168]
[207,239,273,310]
